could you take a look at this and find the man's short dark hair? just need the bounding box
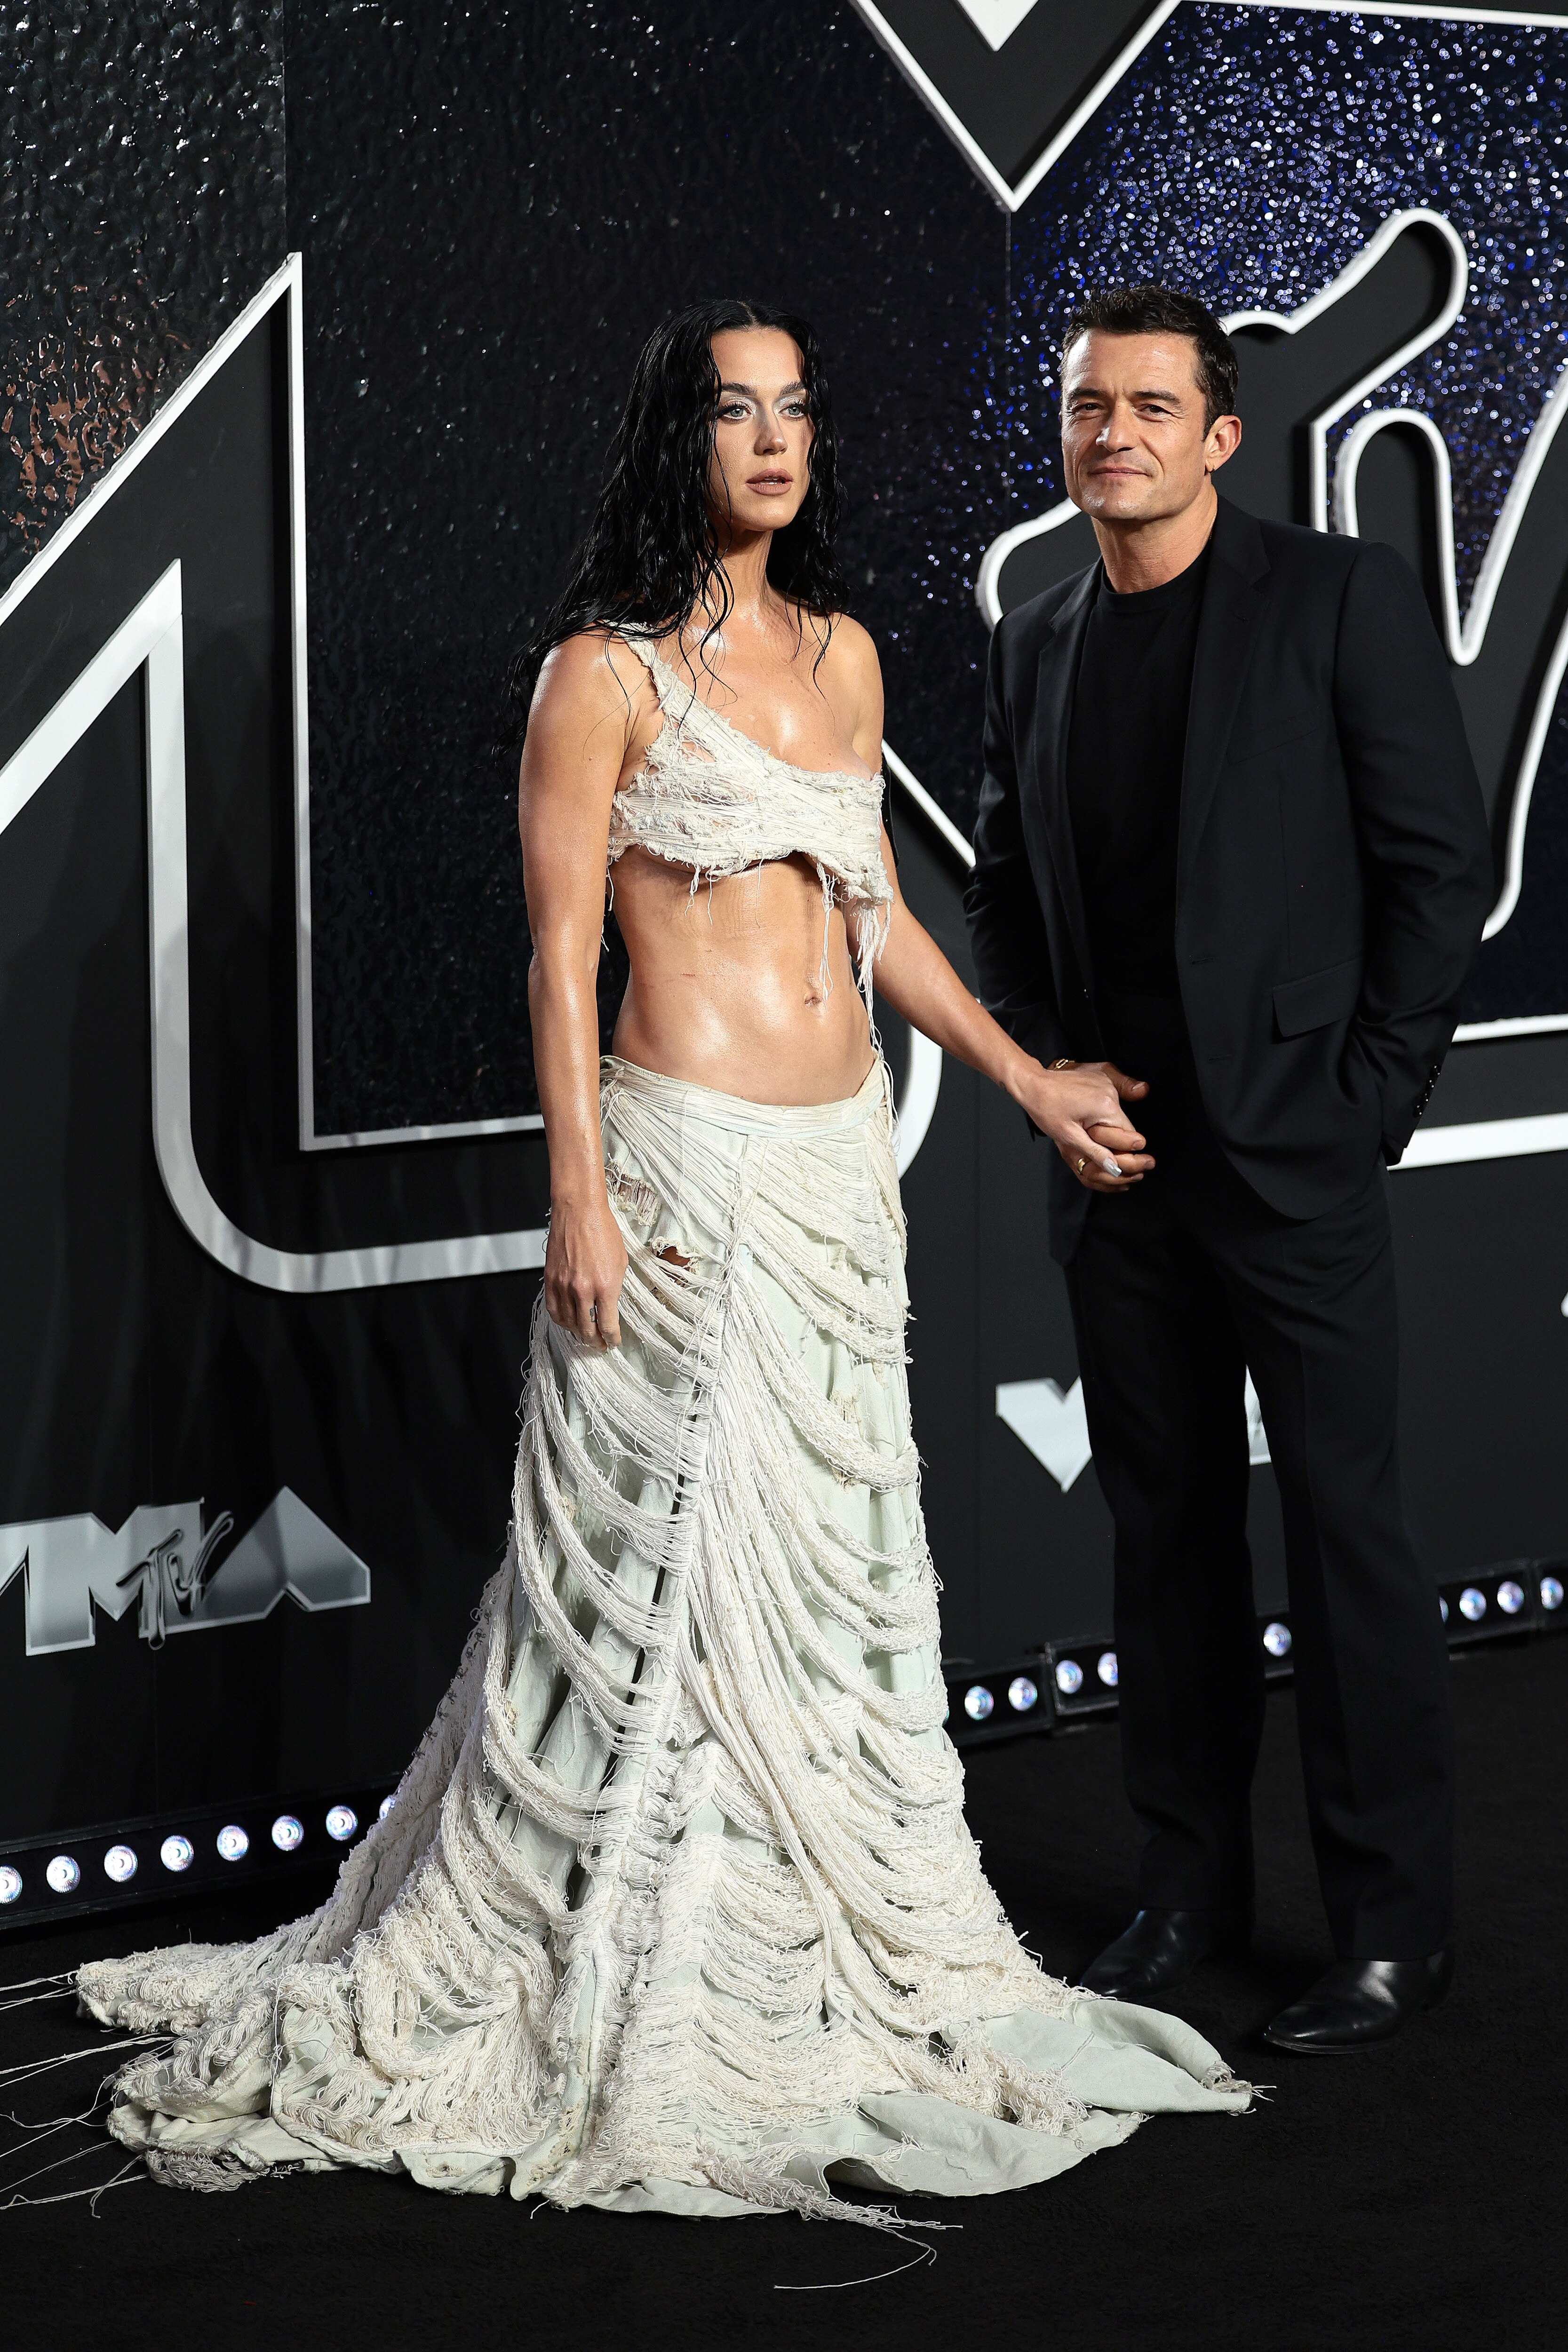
[1062,286,1239,429]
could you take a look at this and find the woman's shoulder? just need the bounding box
[536,627,661,708]
[811,614,883,749]
[796,609,880,698]
[814,608,878,662]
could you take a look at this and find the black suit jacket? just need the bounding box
[964,497,1494,1262]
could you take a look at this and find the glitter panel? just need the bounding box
[1006,5,1568,615]
[0,5,286,591]
[1001,3,1568,1027]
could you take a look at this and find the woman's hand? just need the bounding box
[1011,1058,1154,1192]
[544,1192,628,1347]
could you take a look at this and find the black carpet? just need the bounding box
[3,1636,1563,2352]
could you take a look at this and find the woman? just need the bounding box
[79,300,1246,2222]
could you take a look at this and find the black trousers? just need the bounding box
[1064,996,1453,1960]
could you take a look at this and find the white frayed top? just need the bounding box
[607,636,892,1004]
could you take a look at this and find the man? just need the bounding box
[965,285,1493,2053]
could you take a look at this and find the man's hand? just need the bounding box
[1012,1058,1154,1192]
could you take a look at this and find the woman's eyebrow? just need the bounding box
[717,380,808,398]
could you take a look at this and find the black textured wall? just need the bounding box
[0,2,285,593]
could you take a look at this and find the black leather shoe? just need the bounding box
[1263,1951,1455,2054]
[1079,1906,1252,1999]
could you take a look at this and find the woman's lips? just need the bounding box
[746,474,793,493]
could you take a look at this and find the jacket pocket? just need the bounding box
[1272,955,1363,1038]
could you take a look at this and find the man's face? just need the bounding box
[1060,330,1238,526]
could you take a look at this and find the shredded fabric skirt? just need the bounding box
[77,1055,1249,2220]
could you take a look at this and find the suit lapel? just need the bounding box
[1178,498,1270,902]
[1029,563,1100,986]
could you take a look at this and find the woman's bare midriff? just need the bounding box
[609,844,877,1106]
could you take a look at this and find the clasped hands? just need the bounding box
[1015,1057,1154,1194]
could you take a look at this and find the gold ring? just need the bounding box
[1076,1155,1087,1176]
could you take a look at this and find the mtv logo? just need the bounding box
[0,1487,371,1655]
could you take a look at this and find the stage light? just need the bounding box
[1497,1579,1525,1616]
[325,1805,358,1841]
[0,1866,21,1904]
[1459,1587,1487,1622]
[1054,1659,1083,1697]
[158,1835,193,1873]
[216,1825,249,1862]
[1262,1621,1292,1658]
[1096,1651,1118,1687]
[1542,1576,1564,1612]
[46,1855,80,1893]
[1440,1596,1449,1622]
[963,1685,995,1722]
[103,1844,138,1883]
[271,1815,304,1851]
[378,1794,397,1820]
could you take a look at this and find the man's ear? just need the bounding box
[1206,413,1243,473]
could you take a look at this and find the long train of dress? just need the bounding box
[78,1055,1249,2219]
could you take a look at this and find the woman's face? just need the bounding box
[706,326,813,539]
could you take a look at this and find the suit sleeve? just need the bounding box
[1332,541,1494,1161]
[963,615,1070,1068]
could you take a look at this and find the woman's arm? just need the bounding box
[838,619,1150,1192]
[517,636,645,1343]
[864,846,1152,1188]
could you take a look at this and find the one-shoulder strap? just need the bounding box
[614,632,691,709]
[613,634,774,771]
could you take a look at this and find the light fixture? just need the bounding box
[1096,1651,1118,1687]
[1459,1587,1487,1622]
[159,1835,193,1873]
[1496,1579,1524,1616]
[1542,1575,1564,1612]
[271,1815,304,1852]
[1439,1596,1449,1623]
[1054,1659,1083,1697]
[103,1844,138,1883]
[325,1805,358,1842]
[0,1865,21,1904]
[963,1685,995,1722]
[378,1794,397,1820]
[46,1855,80,1893]
[1263,1621,1292,1659]
[1007,1675,1038,1713]
[216,1824,249,1862]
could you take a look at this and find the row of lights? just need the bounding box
[945,1568,1563,1748]
[1441,1573,1562,1625]
[0,1796,395,1907]
[958,1651,1122,1722]
[1049,1652,1118,1700]
[949,1574,1563,1735]
[962,1671,1044,1723]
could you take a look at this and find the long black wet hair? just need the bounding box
[500,298,847,750]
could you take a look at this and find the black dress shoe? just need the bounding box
[1079,1906,1252,1999]
[1263,1951,1455,2054]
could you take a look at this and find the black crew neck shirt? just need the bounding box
[1065,540,1211,1001]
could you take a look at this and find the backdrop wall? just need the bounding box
[3,3,1567,1879]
